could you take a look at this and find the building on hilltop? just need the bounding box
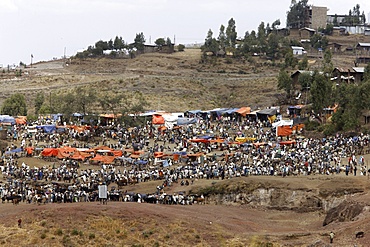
[356,43,370,64]
[310,6,328,30]
[332,67,364,84]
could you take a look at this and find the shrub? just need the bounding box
[71,229,79,236]
[55,229,63,236]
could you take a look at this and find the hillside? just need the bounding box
[1,33,368,115]
[1,49,279,114]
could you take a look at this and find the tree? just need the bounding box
[310,71,332,115]
[286,0,310,29]
[225,18,237,48]
[113,36,125,50]
[166,37,172,45]
[364,62,370,82]
[257,22,267,54]
[218,25,227,51]
[266,33,279,59]
[298,56,308,70]
[74,87,97,115]
[134,32,146,51]
[99,94,122,116]
[34,92,44,115]
[2,93,27,116]
[322,49,333,75]
[177,44,185,52]
[155,38,166,47]
[272,19,281,30]
[202,29,219,55]
[284,50,298,68]
[297,71,312,89]
[277,69,293,100]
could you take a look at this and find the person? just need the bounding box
[18,218,22,228]
[329,231,334,243]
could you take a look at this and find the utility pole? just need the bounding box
[30,54,33,68]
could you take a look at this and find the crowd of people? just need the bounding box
[1,114,369,205]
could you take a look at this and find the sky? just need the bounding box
[1,0,369,66]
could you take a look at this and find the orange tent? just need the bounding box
[186,152,204,157]
[152,115,165,125]
[189,139,209,143]
[15,116,27,125]
[277,125,293,137]
[210,139,225,143]
[235,107,251,117]
[41,148,59,157]
[279,140,296,146]
[25,147,34,155]
[91,155,115,164]
[70,151,92,160]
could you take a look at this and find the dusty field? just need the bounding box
[1,171,370,246]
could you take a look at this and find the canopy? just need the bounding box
[152,115,165,125]
[177,117,197,125]
[37,125,57,133]
[235,107,251,117]
[0,115,15,125]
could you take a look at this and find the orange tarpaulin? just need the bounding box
[277,125,293,137]
[253,142,267,148]
[186,152,204,157]
[152,115,165,125]
[15,116,27,125]
[279,140,296,146]
[154,152,164,157]
[235,107,251,117]
[91,155,115,164]
[210,139,225,143]
[41,148,59,157]
[70,125,90,133]
[25,147,34,155]
[189,139,209,143]
[70,151,92,160]
[292,124,305,132]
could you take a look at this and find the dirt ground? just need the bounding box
[1,172,370,246]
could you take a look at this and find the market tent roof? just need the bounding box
[0,115,16,125]
[90,155,116,164]
[187,110,202,114]
[152,114,165,125]
[5,147,23,155]
[222,108,240,114]
[36,125,57,133]
[235,107,251,116]
[15,116,27,125]
[41,148,59,157]
[257,108,277,116]
[272,120,293,128]
[189,138,210,143]
[177,117,197,125]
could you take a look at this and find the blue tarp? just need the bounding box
[209,108,228,117]
[187,110,202,114]
[135,160,148,165]
[51,113,63,121]
[173,151,187,156]
[177,117,197,125]
[197,135,213,140]
[72,113,84,117]
[0,115,15,125]
[5,147,23,155]
[36,125,57,133]
[222,108,240,114]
